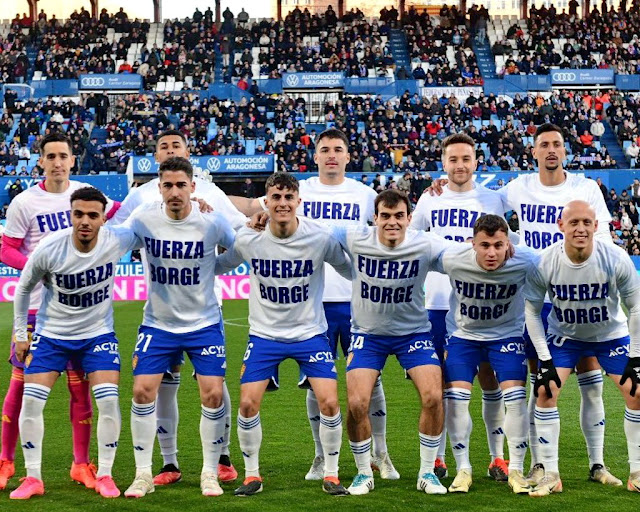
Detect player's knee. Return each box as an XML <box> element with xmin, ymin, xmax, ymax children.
<box><xmin>420</xmin><ymin>389</ymin><xmax>442</xmax><ymax>411</ymax></box>
<box><xmin>347</xmin><ymin>395</ymin><xmax>370</xmax><ymax>421</ymax></box>
<box><xmin>238</xmin><ymin>397</ymin><xmax>260</xmax><ymax>418</ymax></box>
<box><xmin>200</xmin><ymin>388</ymin><xmax>223</xmax><ymax>409</ymax></box>
<box><xmin>318</xmin><ymin>396</ymin><xmax>340</xmax><ymax>417</ymax></box>
<box><xmin>132</xmin><ymin>384</ymin><xmax>158</xmax><ymax>404</ymax></box>
<box><xmin>535</xmin><ymin>387</ymin><xmax>557</xmax><ymax>406</ymax></box>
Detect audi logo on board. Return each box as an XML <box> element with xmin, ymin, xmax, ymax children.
<box><xmin>80</xmin><ymin>77</ymin><xmax>106</xmax><ymax>87</ymax></box>
<box><xmin>551</xmin><ymin>72</ymin><xmax>577</xmax><ymax>82</ymax></box>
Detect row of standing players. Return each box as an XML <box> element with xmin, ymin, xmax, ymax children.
<box><xmin>2</xmin><ymin>126</ymin><xmax>640</xmax><ymax>499</ymax></box>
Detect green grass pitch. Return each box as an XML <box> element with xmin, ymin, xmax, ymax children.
<box><xmin>0</xmin><ymin>300</ymin><xmax>636</xmax><ymax>511</ymax></box>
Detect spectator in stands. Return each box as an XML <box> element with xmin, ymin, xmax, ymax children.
<box><xmin>8</xmin><ymin>178</ymin><xmax>23</xmax><ymax>202</ymax></box>
<box><xmin>241</xmin><ymin>177</ymin><xmax>256</xmax><ymax>198</ymax></box>
<box><xmin>627</xmin><ymin>141</ymin><xmax>640</xmax><ymax>162</ymax></box>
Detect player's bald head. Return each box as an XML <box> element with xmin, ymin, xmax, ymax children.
<box><xmin>560</xmin><ymin>200</ymin><xmax>596</xmax><ymax>222</ymax></box>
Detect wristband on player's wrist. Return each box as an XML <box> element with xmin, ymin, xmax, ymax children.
<box><xmin>258</xmin><ymin>196</ymin><xmax>268</xmax><ymax>211</ymax></box>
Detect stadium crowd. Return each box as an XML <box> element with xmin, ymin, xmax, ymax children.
<box><xmin>498</xmin><ymin>2</ymin><xmax>640</xmax><ymax>75</ymax></box>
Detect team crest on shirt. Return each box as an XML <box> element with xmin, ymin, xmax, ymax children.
<box><xmin>346</xmin><ymin>352</ymin><xmax>354</xmax><ymax>367</ymax></box>
<box><xmin>132</xmin><ymin>355</ymin><xmax>138</xmax><ymax>370</ymax></box>
<box><xmin>25</xmin><ymin>354</ymin><xmax>33</xmax><ymax>368</ymax></box>
<box><xmin>240</xmin><ymin>364</ymin><xmax>246</xmax><ymax>378</ymax></box>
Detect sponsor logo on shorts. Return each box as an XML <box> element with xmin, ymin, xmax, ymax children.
<box><xmin>239</xmin><ymin>363</ymin><xmax>246</xmax><ymax>378</ymax></box>
<box><xmin>200</xmin><ymin>345</ymin><xmax>226</xmax><ymax>357</ymax></box>
<box><xmin>93</xmin><ymin>341</ymin><xmax>119</xmax><ymax>354</ymax></box>
<box><xmin>346</xmin><ymin>352</ymin><xmax>354</xmax><ymax>367</ymax></box>
<box><xmin>25</xmin><ymin>353</ymin><xmax>33</xmax><ymax>368</ymax></box>
<box><xmin>499</xmin><ymin>342</ymin><xmax>525</xmax><ymax>354</ymax></box>
<box><xmin>407</xmin><ymin>339</ymin><xmax>434</xmax><ymax>353</ymax></box>
<box><xmin>132</xmin><ymin>354</ymin><xmax>138</xmax><ymax>370</ymax></box>
<box><xmin>609</xmin><ymin>344</ymin><xmax>629</xmax><ymax>357</ymax></box>
<box><xmin>308</xmin><ymin>351</ymin><xmax>334</xmax><ymax>363</ymax></box>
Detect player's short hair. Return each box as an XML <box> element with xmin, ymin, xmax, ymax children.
<box><xmin>265</xmin><ymin>172</ymin><xmax>299</xmax><ymax>193</ymax></box>
<box><xmin>70</xmin><ymin>187</ymin><xmax>107</xmax><ymax>211</ymax></box>
<box><xmin>441</xmin><ymin>133</ymin><xmax>476</xmax><ymax>156</ymax></box>
<box><xmin>39</xmin><ymin>132</ymin><xmax>73</xmax><ymax>154</ymax></box>
<box><xmin>315</xmin><ymin>128</ymin><xmax>349</xmax><ymax>149</ymax></box>
<box><xmin>534</xmin><ymin>123</ymin><xmax>564</xmax><ymax>144</ymax></box>
<box><xmin>156</xmin><ymin>129</ymin><xmax>188</xmax><ymax>147</ymax></box>
<box><xmin>473</xmin><ymin>214</ymin><xmax>509</xmax><ymax>237</ymax></box>
<box><xmin>158</xmin><ymin>156</ymin><xmax>193</xmax><ymax>179</ymax></box>
<box><xmin>375</xmin><ymin>189</ymin><xmax>412</xmax><ymax>215</ymax></box>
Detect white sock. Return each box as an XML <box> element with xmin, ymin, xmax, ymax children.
<box><xmin>502</xmin><ymin>386</ymin><xmax>528</xmax><ymax>472</ymax></box>
<box><xmin>156</xmin><ymin>372</ymin><xmax>180</xmax><ymax>467</ymax></box>
<box><xmin>578</xmin><ymin>370</ymin><xmax>605</xmax><ymax>467</ymax></box>
<box><xmin>131</xmin><ymin>400</ymin><xmax>156</xmax><ymax>477</ymax></box>
<box><xmin>624</xmin><ymin>408</ymin><xmax>640</xmax><ymax>473</ymax></box>
<box><xmin>319</xmin><ymin>412</ymin><xmax>342</xmax><ymax>478</ymax></box>
<box><xmin>419</xmin><ymin>432</ymin><xmax>440</xmax><ymax>475</ymax></box>
<box><xmin>445</xmin><ymin>387</ymin><xmax>472</xmax><ymax>471</ymax></box>
<box><xmin>20</xmin><ymin>384</ymin><xmax>50</xmax><ymax>480</ymax></box>
<box><xmin>222</xmin><ymin>381</ymin><xmax>232</xmax><ymax>457</ymax></box>
<box><xmin>93</xmin><ymin>384</ymin><xmax>120</xmax><ymax>478</ymax></box>
<box><xmin>237</xmin><ymin>413</ymin><xmax>262</xmax><ymax>478</ymax></box>
<box><xmin>528</xmin><ymin>373</ymin><xmax>540</xmax><ymax>467</ymax></box>
<box><xmin>437</xmin><ymin>397</ymin><xmax>448</xmax><ymax>462</ymax></box>
<box><xmin>306</xmin><ymin>389</ymin><xmax>323</xmax><ymax>458</ymax></box>
<box><xmin>201</xmin><ymin>404</ymin><xmax>225</xmax><ymax>474</ymax></box>
<box><xmin>349</xmin><ymin>438</ymin><xmax>373</xmax><ymax>476</ymax></box>
<box><xmin>370</xmin><ymin>376</ymin><xmax>388</xmax><ymax>457</ymax></box>
<box><xmin>534</xmin><ymin>406</ymin><xmax>560</xmax><ymax>473</ymax></box>
<box><xmin>482</xmin><ymin>387</ymin><xmax>505</xmax><ymax>462</ymax></box>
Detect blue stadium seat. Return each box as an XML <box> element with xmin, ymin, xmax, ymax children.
<box><xmin>245</xmin><ymin>139</ymin><xmax>256</xmax><ymax>155</ymax></box>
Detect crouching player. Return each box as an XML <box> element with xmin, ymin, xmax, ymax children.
<box><xmin>334</xmin><ymin>190</ymin><xmax>451</xmax><ymax>496</ymax></box>
<box><xmin>10</xmin><ymin>187</ymin><xmax>139</xmax><ymax>499</ymax></box>
<box><xmin>215</xmin><ymin>173</ymin><xmax>352</xmax><ymax>496</ymax></box>
<box><xmin>438</xmin><ymin>214</ymin><xmax>537</xmax><ymax>494</ymax></box>
<box><xmin>525</xmin><ymin>200</ymin><xmax>640</xmax><ymax>496</ymax></box>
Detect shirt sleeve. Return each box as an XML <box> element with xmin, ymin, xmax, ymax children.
<box><xmin>3</xmin><ymin>197</ymin><xmax>30</xmax><ymax>238</ymax></box>
<box><xmin>323</xmin><ymin>232</ymin><xmax>352</xmax><ymax>281</ymax></box>
<box><xmin>616</xmin><ymin>250</ymin><xmax>640</xmax><ymax>299</ymax></box>
<box><xmin>109</xmin><ymin>186</ymin><xmax>142</xmax><ymax>226</ymax></box>
<box><xmin>0</xmin><ymin>235</ymin><xmax>28</xmax><ymax>269</ymax></box>
<box><xmin>14</xmin><ymin>246</ymin><xmax>49</xmax><ymax>341</ymax></box>
<box><xmin>214</xmin><ymin>236</ymin><xmax>245</xmax><ymax>275</ymax></box>
<box><xmin>409</xmin><ymin>194</ymin><xmax>431</xmax><ymax>231</ymax></box>
<box><xmin>215</xmin><ymin>213</ymin><xmax>236</xmax><ymax>250</ymax></box>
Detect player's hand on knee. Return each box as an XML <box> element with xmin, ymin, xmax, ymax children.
<box><xmin>534</xmin><ymin>359</ymin><xmax>561</xmax><ymax>398</ymax></box>
<box><xmin>427</xmin><ymin>178</ymin><xmax>448</xmax><ymax>196</ymax></box>
<box><xmin>192</xmin><ymin>197</ymin><xmax>214</xmax><ymax>213</ymax></box>
<box><xmin>247</xmin><ymin>211</ymin><xmax>269</xmax><ymax>231</ymax></box>
<box><xmin>620</xmin><ymin>357</ymin><xmax>640</xmax><ymax>397</ymax></box>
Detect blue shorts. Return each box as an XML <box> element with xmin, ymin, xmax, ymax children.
<box><xmin>524</xmin><ymin>303</ymin><xmax>552</xmax><ymax>359</ymax></box>
<box><xmin>133</xmin><ymin>323</ymin><xmax>226</xmax><ymax>377</ymax></box>
<box><xmin>324</xmin><ymin>302</ymin><xmax>351</xmax><ymax>359</ymax></box>
<box><xmin>444</xmin><ymin>336</ymin><xmax>527</xmax><ymax>384</ymax></box>
<box><xmin>546</xmin><ymin>334</ymin><xmax>630</xmax><ymax>376</ymax></box>
<box><xmin>347</xmin><ymin>331</ymin><xmax>440</xmax><ymax>372</ymax></box>
<box><xmin>25</xmin><ymin>332</ymin><xmax>121</xmax><ymax>375</ymax></box>
<box><xmin>428</xmin><ymin>309</ymin><xmax>448</xmax><ymax>362</ymax></box>
<box><xmin>240</xmin><ymin>334</ymin><xmax>337</xmax><ymax>384</ymax></box>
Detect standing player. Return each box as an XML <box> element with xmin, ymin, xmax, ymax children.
<box><xmin>0</xmin><ymin>132</ymin><xmax>120</xmax><ymax>491</ymax></box>
<box><xmin>429</xmin><ymin>123</ymin><xmax>618</xmax><ymax>485</ymax></box>
<box><xmin>499</xmin><ymin>124</ymin><xmax>618</xmax><ymax>486</ymax></box>
<box><xmin>251</xmin><ymin>128</ymin><xmax>397</xmax><ymax>481</ymax></box>
<box><xmin>112</xmin><ymin>130</ymin><xmax>245</xmax><ymax>485</ymax></box>
<box><xmin>123</xmin><ymin>157</ymin><xmax>235</xmax><ymax>498</ymax></box>
<box><xmin>525</xmin><ymin>200</ymin><xmax>640</xmax><ymax>496</ymax></box>
<box><xmin>10</xmin><ymin>187</ymin><xmax>139</xmax><ymax>499</ymax></box>
<box><xmin>438</xmin><ymin>215</ymin><xmax>537</xmax><ymax>494</ymax></box>
<box><xmin>215</xmin><ymin>173</ymin><xmax>351</xmax><ymax>496</ymax></box>
<box><xmin>411</xmin><ymin>133</ymin><xmax>510</xmax><ymax>481</ymax></box>
<box><xmin>334</xmin><ymin>190</ymin><xmax>450</xmax><ymax>496</ymax></box>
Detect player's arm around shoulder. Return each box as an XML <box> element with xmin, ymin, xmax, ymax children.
<box><xmin>214</xmin><ymin>226</ymin><xmax>250</xmax><ymax>275</ymax></box>
<box><xmin>436</xmin><ymin>241</ymin><xmax>469</xmax><ymax>274</ymax></box>
<box><xmin>321</xmin><ymin>223</ymin><xmax>353</xmax><ymax>280</ymax></box>
<box><xmin>205</xmin><ymin>210</ymin><xmax>236</xmax><ymax>250</ymax></box>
